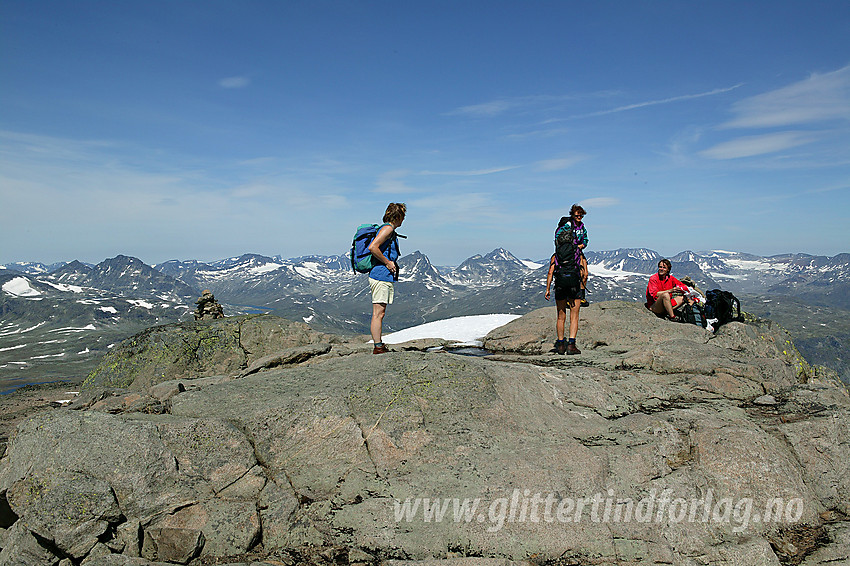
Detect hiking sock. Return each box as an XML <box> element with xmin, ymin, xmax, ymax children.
<box><xmin>374</xmin><ymin>342</ymin><xmax>384</xmax><ymax>348</ymax></box>
<box><xmin>568</xmin><ymin>338</ymin><xmax>576</xmax><ymax>345</ymax></box>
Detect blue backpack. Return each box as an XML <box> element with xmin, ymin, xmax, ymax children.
<box><xmin>350</xmin><ymin>223</ymin><xmax>406</xmax><ymax>273</ymax></box>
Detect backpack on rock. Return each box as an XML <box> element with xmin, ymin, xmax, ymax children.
<box><xmin>704</xmin><ymin>289</ymin><xmax>744</xmax><ymax>330</ymax></box>
<box><xmin>677</xmin><ymin>303</ymin><xmax>707</xmax><ymax>328</ymax></box>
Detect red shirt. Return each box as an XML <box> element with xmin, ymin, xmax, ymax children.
<box><xmin>645</xmin><ymin>273</ymin><xmax>688</xmax><ymax>308</ymax></box>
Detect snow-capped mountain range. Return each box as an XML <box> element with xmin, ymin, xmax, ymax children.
<box><xmin>3</xmin><ymin>247</ymin><xmax>850</xmax><ymax>390</ymax></box>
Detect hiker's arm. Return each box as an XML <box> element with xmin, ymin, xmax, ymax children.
<box><xmin>646</xmin><ymin>277</ymin><xmax>660</xmax><ymax>300</ymax></box>
<box><xmin>545</xmin><ymin>256</ymin><xmax>555</xmax><ymax>300</ymax></box>
<box><xmin>368</xmin><ymin>225</ymin><xmax>397</xmax><ymax>274</ymax></box>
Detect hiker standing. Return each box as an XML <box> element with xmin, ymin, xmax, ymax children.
<box><xmin>645</xmin><ymin>259</ymin><xmax>690</xmax><ymax>321</ymax></box>
<box><xmin>569</xmin><ymin>204</ymin><xmax>590</xmax><ymax>306</ymax></box>
<box><xmin>544</xmin><ymin>215</ymin><xmax>583</xmax><ymax>355</ymax></box>
<box><xmin>368</xmin><ymin>203</ymin><xmax>406</xmax><ymax>354</ymax></box>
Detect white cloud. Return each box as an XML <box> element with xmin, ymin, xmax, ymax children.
<box><xmin>219</xmin><ymin>76</ymin><xmax>250</xmax><ymax>89</ymax></box>
<box><xmin>450</xmin><ymin>100</ymin><xmax>513</xmax><ymax>117</ymax></box>
<box><xmin>573</xmin><ymin>85</ymin><xmax>743</xmax><ymax>119</ymax></box>
<box><xmin>699</xmin><ymin>131</ymin><xmax>818</xmax><ymax>160</ymax></box>
<box><xmin>721</xmin><ymin>65</ymin><xmax>850</xmax><ymax>129</ymax></box>
<box><xmin>410</xmin><ymin>192</ymin><xmax>507</xmax><ymax>225</ymax></box>
<box><xmin>503</xmin><ymin>127</ymin><xmax>572</xmax><ymax>140</ymax></box>
<box><xmin>449</xmin><ymin>92</ymin><xmax>624</xmax><ymax>119</ymax></box>
<box><xmin>374</xmin><ymin>170</ymin><xmax>418</xmax><ymax>194</ymax></box>
<box><xmin>533</xmin><ymin>154</ymin><xmax>589</xmax><ymax>171</ymax></box>
<box><xmin>0</xmin><ymin>130</ymin><xmax>353</xmax><ymax>262</ymax></box>
<box><xmin>419</xmin><ymin>166</ymin><xmax>520</xmax><ymax>176</ymax></box>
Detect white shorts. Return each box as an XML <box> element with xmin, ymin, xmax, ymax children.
<box><xmin>369</xmin><ymin>278</ymin><xmax>394</xmax><ymax>304</ymax></box>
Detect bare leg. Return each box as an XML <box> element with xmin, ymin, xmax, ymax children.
<box><xmin>650</xmin><ymin>293</ymin><xmax>676</xmax><ymax>318</ymax></box>
<box><xmin>371</xmin><ymin>302</ymin><xmax>387</xmax><ymax>343</ymax></box>
<box><xmin>580</xmin><ymin>255</ymin><xmax>588</xmax><ymax>290</ymax></box>
<box><xmin>556</xmin><ymin>299</ymin><xmax>568</xmax><ymax>341</ymax></box>
<box><xmin>569</xmin><ymin>298</ymin><xmax>581</xmax><ymax>339</ymax></box>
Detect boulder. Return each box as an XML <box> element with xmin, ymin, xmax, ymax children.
<box><xmin>5</xmin><ymin>471</ymin><xmax>121</xmax><ymax>559</ymax></box>
<box><xmin>1</xmin><ymin>303</ymin><xmax>848</xmax><ymax>565</ymax></box>
<box><xmin>83</xmin><ymin>314</ymin><xmax>340</xmax><ymax>390</ymax></box>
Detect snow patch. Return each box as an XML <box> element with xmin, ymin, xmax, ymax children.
<box><xmin>30</xmin><ymin>352</ymin><xmax>66</xmax><ymax>359</ymax></box>
<box><xmin>723</xmin><ymin>259</ymin><xmax>773</xmax><ymax>271</ymax></box>
<box><xmin>2</xmin><ymin>277</ymin><xmax>41</xmax><ymax>297</ymax></box>
<box><xmin>43</xmin><ymin>280</ymin><xmax>84</xmax><ymax>293</ymax></box>
<box><xmin>382</xmin><ymin>314</ymin><xmax>522</xmax><ymax>346</ymax></box>
<box><xmin>0</xmin><ymin>322</ymin><xmax>47</xmax><ymax>337</ymax></box>
<box><xmin>520</xmin><ymin>260</ymin><xmax>543</xmax><ymax>270</ymax></box>
<box><xmin>587</xmin><ymin>263</ymin><xmax>645</xmax><ymax>279</ymax></box>
<box><xmin>709</xmin><ymin>272</ymin><xmax>745</xmax><ymax>280</ymax></box>
<box><xmin>99</xmin><ymin>306</ymin><xmax>119</xmax><ymax>314</ymax></box>
<box><xmin>50</xmin><ymin>324</ymin><xmax>96</xmax><ymax>333</ymax></box>
<box><xmin>127</xmin><ymin>299</ymin><xmax>154</xmax><ymax>309</ymax></box>
<box><xmin>250</xmin><ymin>262</ymin><xmax>284</xmax><ymax>275</ymax></box>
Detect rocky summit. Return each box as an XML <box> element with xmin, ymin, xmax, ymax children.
<box><xmin>1</xmin><ymin>303</ymin><xmax>848</xmax><ymax>566</ymax></box>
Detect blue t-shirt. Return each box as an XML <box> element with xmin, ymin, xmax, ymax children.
<box><xmin>369</xmin><ymin>225</ymin><xmax>400</xmax><ymax>282</ymax></box>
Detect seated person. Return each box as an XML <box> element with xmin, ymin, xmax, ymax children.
<box><xmin>645</xmin><ymin>259</ymin><xmax>690</xmax><ymax>321</ymax></box>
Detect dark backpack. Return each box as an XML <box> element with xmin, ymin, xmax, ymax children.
<box><xmin>704</xmin><ymin>289</ymin><xmax>743</xmax><ymax>330</ymax></box>
<box><xmin>678</xmin><ymin>303</ymin><xmax>707</xmax><ymax>328</ymax></box>
<box><xmin>553</xmin><ymin>224</ymin><xmax>580</xmax><ymax>287</ymax></box>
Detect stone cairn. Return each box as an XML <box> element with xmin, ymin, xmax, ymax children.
<box><xmin>194</xmin><ymin>289</ymin><xmax>224</xmax><ymax>320</ymax></box>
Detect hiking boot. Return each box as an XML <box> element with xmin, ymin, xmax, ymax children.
<box><xmin>566</xmin><ymin>343</ymin><xmax>581</xmax><ymax>355</ymax></box>
<box><xmin>372</xmin><ymin>344</ymin><xmax>389</xmax><ymax>354</ymax></box>
<box><xmin>667</xmin><ymin>315</ymin><xmax>681</xmax><ymax>323</ymax></box>
<box><xmin>580</xmin><ymin>298</ymin><xmax>590</xmax><ymax>307</ymax></box>
<box><xmin>555</xmin><ymin>340</ymin><xmax>567</xmax><ymax>355</ymax></box>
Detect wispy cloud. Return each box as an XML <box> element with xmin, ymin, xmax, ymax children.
<box><xmin>806</xmin><ymin>181</ymin><xmax>850</xmax><ymax>195</ymax></box>
<box><xmin>503</xmin><ymin>127</ymin><xmax>572</xmax><ymax>140</ymax></box>
<box><xmin>450</xmin><ymin>100</ymin><xmax>514</xmax><ymax>117</ymax></box>
<box><xmin>533</xmin><ymin>154</ymin><xmax>589</xmax><ymax>172</ymax></box>
<box><xmin>419</xmin><ymin>166</ymin><xmax>520</xmax><ymax>176</ymax></box>
<box><xmin>721</xmin><ymin>65</ymin><xmax>850</xmax><ymax>129</ymax></box>
<box><xmin>374</xmin><ymin>170</ymin><xmax>418</xmax><ymax>194</ymax></box>
<box><xmin>219</xmin><ymin>76</ymin><xmax>251</xmax><ymax>89</ymax></box>
<box><xmin>446</xmin><ymin>93</ymin><xmax>605</xmax><ymax>118</ymax></box>
<box><xmin>0</xmin><ymin>130</ymin><xmax>352</xmax><ymax>262</ymax></box>
<box><xmin>572</xmin><ymin>85</ymin><xmax>743</xmax><ymax>119</ymax></box>
<box><xmin>411</xmin><ymin>192</ymin><xmax>507</xmax><ymax>225</ymax></box>
<box><xmin>699</xmin><ymin>131</ymin><xmax>819</xmax><ymax>160</ymax></box>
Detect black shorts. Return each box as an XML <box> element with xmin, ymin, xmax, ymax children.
<box><xmin>555</xmin><ymin>282</ymin><xmax>581</xmax><ymax>302</ymax></box>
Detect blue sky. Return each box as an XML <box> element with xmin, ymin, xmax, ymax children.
<box><xmin>2</xmin><ymin>1</ymin><xmax>849</xmax><ymax>266</ymax></box>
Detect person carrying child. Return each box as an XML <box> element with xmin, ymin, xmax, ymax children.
<box><xmin>568</xmin><ymin>204</ymin><xmax>590</xmax><ymax>306</ymax></box>
<box><xmin>544</xmin><ymin>214</ymin><xmax>584</xmax><ymax>354</ymax></box>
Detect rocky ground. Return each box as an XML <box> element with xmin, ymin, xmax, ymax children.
<box><xmin>0</xmin><ymin>382</ymin><xmax>79</xmax><ymax>460</ymax></box>
<box><xmin>1</xmin><ymin>306</ymin><xmax>848</xmax><ymax>566</ymax></box>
